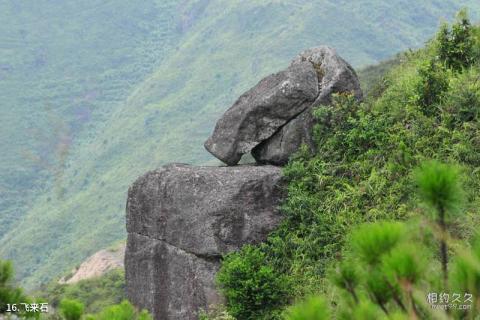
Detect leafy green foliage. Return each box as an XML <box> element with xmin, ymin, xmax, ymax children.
<box><xmin>350</xmin><ymin>222</ymin><xmax>406</xmax><ymax>266</ymax></box>
<box><xmin>0</xmin><ymin>259</ymin><xmax>39</xmax><ymax>318</ymax></box>
<box><xmin>450</xmin><ymin>236</ymin><xmax>480</xmax><ymax>311</ymax></box>
<box><xmin>382</xmin><ymin>243</ymin><xmax>427</xmax><ymax>285</ymax></box>
<box><xmin>216</xmin><ymin>246</ymin><xmax>289</xmax><ymax>320</ymax></box>
<box><xmin>437</xmin><ymin>9</ymin><xmax>477</xmax><ymax>71</ymax></box>
<box><xmin>416</xmin><ymin>160</ymin><xmax>463</xmax><ymax>214</ymax></box>
<box><xmin>416</xmin><ymin>161</ymin><xmax>464</xmax><ymax>283</ymax></box>
<box><xmin>414</xmin><ymin>60</ymin><xmax>449</xmax><ymax>113</ymax></box>
<box><xmin>59</xmin><ymin>299</ymin><xmax>84</xmax><ymax>320</ymax></box>
<box><xmin>92</xmin><ymin>300</ymin><xmax>149</xmax><ymax>320</ymax></box>
<box><xmin>284</xmin><ymin>296</ymin><xmax>330</xmax><ymax>320</ymax></box>
<box><xmin>442</xmin><ymin>67</ymin><xmax>480</xmax><ymax>125</ymax></box>
<box><xmin>218</xmin><ymin>14</ymin><xmax>480</xmax><ymax>317</ymax></box>
<box><xmin>38</xmin><ymin>268</ymin><xmax>125</xmax><ymax>314</ymax></box>
<box><xmin>0</xmin><ymin>260</ymin><xmax>22</xmax><ymax>314</ymax></box>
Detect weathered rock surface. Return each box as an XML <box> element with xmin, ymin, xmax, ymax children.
<box><xmin>125</xmin><ymin>163</ymin><xmax>285</xmax><ymax>320</ymax></box>
<box><xmin>204</xmin><ymin>61</ymin><xmax>319</xmax><ymax>165</ymax></box>
<box><xmin>292</xmin><ymin>46</ymin><xmax>363</xmax><ymax>105</ymax></box>
<box><xmin>205</xmin><ymin>45</ymin><xmax>362</xmax><ymax>166</ymax></box>
<box><xmin>252</xmin><ymin>108</ymin><xmax>317</xmax><ymax>165</ymax></box>
<box><xmin>252</xmin><ymin>46</ymin><xmax>363</xmax><ymax>165</ymax></box>
<box><xmin>126</xmin><ymin>233</ymin><xmax>220</xmax><ymax>320</ymax></box>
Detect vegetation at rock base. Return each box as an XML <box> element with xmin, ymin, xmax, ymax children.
<box><xmin>37</xmin><ymin>268</ymin><xmax>125</xmax><ymax>315</ymax></box>
<box><xmin>86</xmin><ymin>300</ymin><xmax>152</xmax><ymax>320</ymax></box>
<box><xmin>216</xmin><ymin>246</ymin><xmax>290</xmax><ymax>319</ymax></box>
<box><xmin>216</xmin><ymin>12</ymin><xmax>480</xmax><ymax>319</ymax></box>
<box><xmin>0</xmin><ymin>260</ymin><xmax>149</xmax><ymax>319</ymax></box>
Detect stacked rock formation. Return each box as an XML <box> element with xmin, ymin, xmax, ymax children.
<box><xmin>125</xmin><ymin>46</ymin><xmax>362</xmax><ymax>320</ymax></box>
<box><xmin>205</xmin><ymin>46</ymin><xmax>362</xmax><ymax>165</ymax></box>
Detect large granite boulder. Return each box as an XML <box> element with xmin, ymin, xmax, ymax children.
<box><xmin>252</xmin><ymin>46</ymin><xmax>363</xmax><ymax>165</ymax></box>
<box><xmin>125</xmin><ymin>164</ymin><xmax>285</xmax><ymax>320</ymax></box>
<box><xmin>205</xmin><ymin>46</ymin><xmax>362</xmax><ymax>166</ymax></box>
<box><xmin>204</xmin><ymin>61</ymin><xmax>319</xmax><ymax>165</ymax></box>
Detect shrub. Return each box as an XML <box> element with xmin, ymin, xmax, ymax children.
<box><xmin>0</xmin><ymin>259</ymin><xmax>39</xmax><ymax>318</ymax></box>
<box><xmin>216</xmin><ymin>245</ymin><xmax>289</xmax><ymax>320</ymax></box>
<box><xmin>284</xmin><ymin>296</ymin><xmax>330</xmax><ymax>320</ymax></box>
<box><xmin>89</xmin><ymin>300</ymin><xmax>152</xmax><ymax>320</ymax></box>
<box><xmin>414</xmin><ymin>60</ymin><xmax>449</xmax><ymax>113</ymax></box>
<box><xmin>442</xmin><ymin>68</ymin><xmax>480</xmax><ymax>126</ymax></box>
<box><xmin>349</xmin><ymin>221</ymin><xmax>405</xmax><ymax>266</ymax></box>
<box><xmin>436</xmin><ymin>9</ymin><xmax>476</xmax><ymax>71</ymax></box>
<box><xmin>59</xmin><ymin>299</ymin><xmax>84</xmax><ymax>320</ymax></box>
<box><xmin>416</xmin><ymin>160</ymin><xmax>463</xmax><ymax>214</ymax></box>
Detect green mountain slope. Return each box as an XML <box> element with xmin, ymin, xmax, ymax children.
<box><xmin>1</xmin><ymin>0</ymin><xmax>480</xmax><ymax>289</ymax></box>
<box><xmin>0</xmin><ymin>0</ymin><xmax>185</xmax><ymax>236</ymax></box>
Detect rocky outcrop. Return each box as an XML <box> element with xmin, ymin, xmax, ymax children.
<box><xmin>204</xmin><ymin>62</ymin><xmax>318</xmax><ymax>165</ymax></box>
<box><xmin>125</xmin><ymin>164</ymin><xmax>285</xmax><ymax>320</ymax></box>
<box><xmin>126</xmin><ymin>46</ymin><xmax>362</xmax><ymax>320</ymax></box>
<box><xmin>206</xmin><ymin>46</ymin><xmax>362</xmax><ymax>166</ymax></box>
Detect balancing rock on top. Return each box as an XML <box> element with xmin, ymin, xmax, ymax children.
<box><xmin>252</xmin><ymin>46</ymin><xmax>363</xmax><ymax>165</ymax></box>
<box><xmin>205</xmin><ymin>46</ymin><xmax>362</xmax><ymax>166</ymax></box>
<box><xmin>204</xmin><ymin>61</ymin><xmax>319</xmax><ymax>165</ymax></box>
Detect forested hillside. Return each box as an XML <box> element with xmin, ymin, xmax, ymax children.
<box><xmin>1</xmin><ymin>0</ymin><xmax>480</xmax><ymax>289</ymax></box>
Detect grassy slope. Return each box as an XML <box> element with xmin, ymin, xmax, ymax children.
<box><xmin>1</xmin><ymin>0</ymin><xmax>479</xmax><ymax>289</ymax></box>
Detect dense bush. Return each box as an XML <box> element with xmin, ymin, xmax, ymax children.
<box><xmin>59</xmin><ymin>299</ymin><xmax>84</xmax><ymax>320</ymax></box>
<box><xmin>217</xmin><ymin>13</ymin><xmax>480</xmax><ymax>318</ymax></box>
<box><xmin>217</xmin><ymin>246</ymin><xmax>289</xmax><ymax>320</ymax></box>
<box><xmin>284</xmin><ymin>296</ymin><xmax>330</xmax><ymax>320</ymax></box>
<box><xmin>437</xmin><ymin>10</ymin><xmax>477</xmax><ymax>71</ymax></box>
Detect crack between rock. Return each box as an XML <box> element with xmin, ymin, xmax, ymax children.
<box><xmin>256</xmin><ymin>64</ymin><xmax>324</xmax><ymax>149</ymax></box>
<box><xmin>129</xmin><ymin>231</ymin><xmax>222</xmax><ymax>262</ymax></box>
<box><xmin>258</xmin><ymin>98</ymin><xmax>315</xmax><ymax>150</ymax></box>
